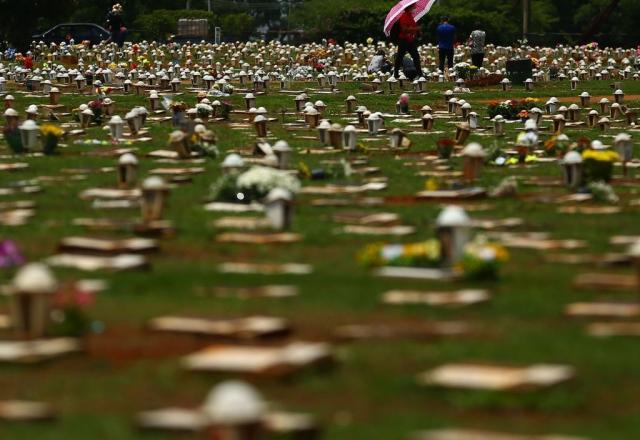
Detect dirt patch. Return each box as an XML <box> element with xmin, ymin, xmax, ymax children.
<box><xmin>86</xmin><ymin>325</ymin><xmax>208</xmax><ymax>365</ymax></box>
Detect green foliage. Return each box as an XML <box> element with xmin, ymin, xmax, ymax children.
<box><xmin>290</xmin><ymin>0</ymin><xmax>388</xmax><ymax>41</ymax></box>
<box><xmin>134</xmin><ymin>9</ymin><xmax>216</xmax><ymax>41</ymax></box>
<box><xmin>291</xmin><ymin>0</ymin><xmax>640</xmax><ymax>46</ymax></box>
<box><xmin>2</xmin><ymin>0</ymin><xmax>639</xmax><ymax>48</ymax></box>
<box><xmin>131</xmin><ymin>9</ymin><xmax>254</xmax><ymax>42</ymax></box>
<box><xmin>220</xmin><ymin>13</ymin><xmax>256</xmax><ymax>42</ymax></box>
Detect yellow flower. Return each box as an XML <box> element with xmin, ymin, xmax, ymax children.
<box><xmin>489</xmin><ymin>244</ymin><xmax>509</xmax><ymax>262</ymax></box>
<box><xmin>357</xmin><ymin>243</ymin><xmax>385</xmax><ymax>267</ymax></box>
<box><xmin>582</xmin><ymin>149</ymin><xmax>620</xmax><ymax>162</ymax></box>
<box><xmin>40</xmin><ymin>124</ymin><xmax>64</xmax><ymax>138</ymax></box>
<box><xmin>403</xmin><ymin>243</ymin><xmax>425</xmax><ymax>258</ymax></box>
<box><xmin>298</xmin><ymin>161</ymin><xmax>311</xmax><ymax>179</ymax></box>
<box><xmin>425</xmin><ymin>178</ymin><xmax>440</xmax><ymax>191</ymax></box>
<box><xmin>506</xmin><ymin>157</ymin><xmax>519</xmax><ymax>165</ymax></box>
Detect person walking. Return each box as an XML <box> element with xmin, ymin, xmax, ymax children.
<box><xmin>437</xmin><ymin>16</ymin><xmax>456</xmax><ymax>73</ymax></box>
<box><xmin>106</xmin><ymin>4</ymin><xmax>126</xmax><ymax>48</ymax></box>
<box><xmin>392</xmin><ymin>4</ymin><xmax>423</xmax><ymax>79</ymax></box>
<box><xmin>468</xmin><ymin>23</ymin><xmax>486</xmax><ymax>68</ymax></box>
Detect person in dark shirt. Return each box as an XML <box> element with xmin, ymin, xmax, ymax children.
<box><xmin>392</xmin><ymin>4</ymin><xmax>423</xmax><ymax>79</ymax></box>
<box><xmin>437</xmin><ymin>16</ymin><xmax>456</xmax><ymax>73</ymax></box>
<box><xmin>106</xmin><ymin>4</ymin><xmax>126</xmax><ymax>48</ymax></box>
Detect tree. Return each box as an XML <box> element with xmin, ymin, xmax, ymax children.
<box><xmin>0</xmin><ymin>0</ymin><xmax>76</xmax><ymax>49</ymax></box>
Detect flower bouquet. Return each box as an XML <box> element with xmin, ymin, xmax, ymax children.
<box><xmin>192</xmin><ymin>131</ymin><xmax>219</xmax><ymax>158</ymax></box>
<box><xmin>358</xmin><ymin>240</ymin><xmax>442</xmax><ymax>268</ymax></box>
<box><xmin>358</xmin><ymin>236</ymin><xmax>508</xmax><ymax>280</ymax></box>
<box><xmin>209</xmin><ymin>166</ymin><xmax>301</xmax><ymax>203</ymax></box>
<box><xmin>582</xmin><ymin>149</ymin><xmax>620</xmax><ymax>183</ymax></box>
<box><xmin>0</xmin><ymin>240</ymin><xmax>25</xmax><ymax>268</ymax></box>
<box><xmin>49</xmin><ymin>285</ymin><xmax>95</xmax><ymax>337</ymax></box>
<box><xmin>297</xmin><ymin>159</ymin><xmax>354</xmax><ymax>181</ymax></box>
<box><xmin>543</xmin><ymin>135</ymin><xmax>570</xmax><ymax>158</ymax></box>
<box><xmin>436</xmin><ymin>138</ymin><xmax>455</xmax><ymax>159</ymax></box>
<box><xmin>459</xmin><ymin>235</ymin><xmax>509</xmax><ymax>281</ymax></box>
<box><xmin>518</xmin><ymin>109</ymin><xmax>529</xmax><ymax>122</ymax></box>
<box><xmin>40</xmin><ymin>124</ymin><xmax>64</xmax><ymax>155</ymax></box>
<box><xmin>196</xmin><ymin>103</ymin><xmax>213</xmax><ymax>120</ymax></box>
<box><xmin>588</xmin><ymin>181</ymin><xmax>619</xmax><ymax>204</ymax></box>
<box><xmin>487</xmin><ymin>98</ymin><xmax>538</xmax><ymax>120</ymax></box>
<box><xmin>454</xmin><ymin>62</ymin><xmax>477</xmax><ymax>80</ymax></box>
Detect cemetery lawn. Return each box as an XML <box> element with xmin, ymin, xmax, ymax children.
<box><xmin>2</xmin><ymin>80</ymin><xmax>640</xmax><ymax>439</ymax></box>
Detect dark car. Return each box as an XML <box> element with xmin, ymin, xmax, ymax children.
<box><xmin>32</xmin><ymin>23</ymin><xmax>110</xmax><ymax>46</ymax></box>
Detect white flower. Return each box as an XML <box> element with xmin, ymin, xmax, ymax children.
<box><xmin>236</xmin><ymin>166</ymin><xmax>301</xmax><ymax>194</ymax></box>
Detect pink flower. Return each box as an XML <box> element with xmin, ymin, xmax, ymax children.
<box><xmin>74</xmin><ymin>290</ymin><xmax>95</xmax><ymax>308</ymax></box>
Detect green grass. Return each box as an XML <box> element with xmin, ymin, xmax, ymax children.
<box><xmin>1</xmin><ymin>78</ymin><xmax>640</xmax><ymax>439</ymax></box>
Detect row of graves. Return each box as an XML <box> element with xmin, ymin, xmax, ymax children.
<box><xmin>0</xmin><ymin>38</ymin><xmax>639</xmax><ymax>438</ymax></box>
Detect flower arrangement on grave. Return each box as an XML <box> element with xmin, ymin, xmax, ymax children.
<box><xmin>544</xmin><ymin>135</ymin><xmax>570</xmax><ymax>157</ymax></box>
<box><xmin>357</xmin><ymin>235</ymin><xmax>508</xmax><ymax>280</ymax></box>
<box><xmin>209</xmin><ymin>166</ymin><xmax>301</xmax><ymax>203</ymax></box>
<box><xmin>505</xmin><ymin>155</ymin><xmax>537</xmax><ymax>166</ymax></box>
<box><xmin>191</xmin><ymin>131</ymin><xmax>219</xmax><ymax>158</ymax></box>
<box><xmin>459</xmin><ymin>235</ymin><xmax>509</xmax><ymax>280</ymax></box>
<box><xmin>40</xmin><ymin>124</ymin><xmax>64</xmax><ymax>155</ymax></box>
<box><xmin>196</xmin><ymin>103</ymin><xmax>213</xmax><ymax>119</ymax></box>
<box><xmin>424</xmin><ymin>177</ymin><xmax>441</xmax><ymax>191</ymax></box>
<box><xmin>516</xmin><ymin>131</ymin><xmax>538</xmax><ymax>163</ymax></box>
<box><xmin>588</xmin><ymin>181</ymin><xmax>619</xmax><ymax>204</ymax></box>
<box><xmin>454</xmin><ymin>62</ymin><xmax>478</xmax><ymax>80</ymax></box>
<box><xmin>3</xmin><ymin>47</ymin><xmax>16</xmax><ymax>60</ymax></box>
<box><xmin>49</xmin><ymin>284</ymin><xmax>95</xmax><ymax>337</ymax></box>
<box><xmin>436</xmin><ymin>138</ymin><xmax>455</xmax><ymax>159</ymax></box>
<box><xmin>22</xmin><ymin>54</ymin><xmax>33</xmax><ymax>70</ymax></box>
<box><xmin>213</xmin><ymin>82</ymin><xmax>234</xmax><ymax>95</ymax></box>
<box><xmin>487</xmin><ymin>98</ymin><xmax>538</xmax><ymax>120</ymax></box>
<box><xmin>0</xmin><ymin>240</ymin><xmax>25</xmax><ymax>268</ymax></box>
<box><xmin>518</xmin><ymin>109</ymin><xmax>529</xmax><ymax>121</ymax></box>
<box><xmin>358</xmin><ymin>240</ymin><xmax>442</xmax><ymax>268</ymax></box>
<box><xmin>297</xmin><ymin>159</ymin><xmax>354</xmax><ymax>181</ymax></box>
<box><xmin>582</xmin><ymin>148</ymin><xmax>619</xmax><ymax>183</ymax></box>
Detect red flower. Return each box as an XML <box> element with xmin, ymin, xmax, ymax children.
<box><xmin>53</xmin><ymin>285</ymin><xmax>95</xmax><ymax>309</ymax></box>
<box><xmin>23</xmin><ymin>56</ymin><xmax>33</xmax><ymax>70</ymax></box>
<box><xmin>437</xmin><ymin>138</ymin><xmax>455</xmax><ymax>147</ymax></box>
<box><xmin>89</xmin><ymin>100</ymin><xmax>103</xmax><ymax>109</ymax></box>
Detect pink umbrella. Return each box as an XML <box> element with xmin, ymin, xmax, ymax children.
<box><xmin>384</xmin><ymin>0</ymin><xmax>437</xmax><ymax>36</ymax></box>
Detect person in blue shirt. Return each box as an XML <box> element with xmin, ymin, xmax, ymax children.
<box><xmin>436</xmin><ymin>16</ymin><xmax>456</xmax><ymax>73</ymax></box>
